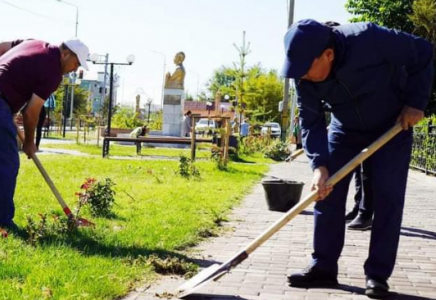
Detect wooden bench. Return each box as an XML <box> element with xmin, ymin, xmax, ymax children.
<box><xmin>102</xmin><ymin>136</ymin><xmax>213</xmax><ymax>159</ymax></box>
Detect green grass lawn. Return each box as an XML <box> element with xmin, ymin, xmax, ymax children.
<box><xmin>0</xmin><ymin>154</ymin><xmax>269</xmax><ymax>300</ymax></box>
<box><xmin>40</xmin><ymin>143</ymin><xmax>275</xmax><ymax>164</ymax></box>
<box><xmin>44</xmin><ymin>132</ymin><xmax>78</xmax><ymax>141</ymax></box>
<box><xmin>42</xmin><ymin>143</ymin><xmax>211</xmax><ymax>159</ymax></box>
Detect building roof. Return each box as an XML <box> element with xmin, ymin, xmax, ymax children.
<box><xmin>183</xmin><ymin>101</ymin><xmax>235</xmax><ymax>118</ymax></box>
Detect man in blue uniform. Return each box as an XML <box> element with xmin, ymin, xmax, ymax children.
<box><xmin>281</xmin><ymin>19</ymin><xmax>433</xmax><ymax>298</ymax></box>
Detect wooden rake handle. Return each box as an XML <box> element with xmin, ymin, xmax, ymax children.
<box><xmin>244</xmin><ymin>123</ymin><xmax>403</xmax><ymax>255</ymax></box>
<box><xmin>289</xmin><ymin>148</ymin><xmax>304</xmax><ymax>161</ymax></box>
<box><xmin>16</xmin><ymin>126</ymin><xmax>73</xmax><ymax>217</ymax></box>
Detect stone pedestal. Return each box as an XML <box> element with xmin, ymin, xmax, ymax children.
<box><xmin>162</xmin><ymin>88</ymin><xmax>184</xmax><ymax>136</ymax></box>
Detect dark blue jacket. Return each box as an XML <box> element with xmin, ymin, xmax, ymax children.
<box><xmin>296</xmin><ymin>22</ymin><xmax>434</xmax><ymax>170</ymax></box>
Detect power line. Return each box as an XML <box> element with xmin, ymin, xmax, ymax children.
<box><xmin>0</xmin><ymin>0</ymin><xmax>74</xmax><ymax>26</ymax></box>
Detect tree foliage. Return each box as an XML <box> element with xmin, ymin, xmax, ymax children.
<box><xmin>346</xmin><ymin>0</ymin><xmax>436</xmax><ymax>115</ymax></box>
<box><xmin>111</xmin><ymin>107</ymin><xmax>143</xmax><ymax>129</ymax></box>
<box><xmin>345</xmin><ymin>0</ymin><xmax>415</xmax><ymax>32</ymax></box>
<box><xmin>208</xmin><ymin>65</ymin><xmax>283</xmax><ymax>122</ymax></box>
<box><xmin>410</xmin><ymin>0</ymin><xmax>436</xmax><ymax>44</ymax></box>
<box><xmin>244</xmin><ymin>66</ymin><xmax>284</xmax><ymax>122</ymax></box>
<box><xmin>410</xmin><ymin>0</ymin><xmax>436</xmax><ymax>115</ymax></box>
<box><xmin>52</xmin><ymin>81</ymin><xmax>90</xmax><ymax>123</ymax></box>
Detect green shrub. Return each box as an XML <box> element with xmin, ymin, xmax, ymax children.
<box><xmin>76</xmin><ymin>178</ymin><xmax>116</xmax><ymax>217</ymax></box>
<box><xmin>177</xmin><ymin>155</ymin><xmax>200</xmax><ymax>179</ymax></box>
<box><xmin>25</xmin><ymin>214</ymin><xmax>77</xmax><ymax>246</ymax></box>
<box><xmin>239</xmin><ymin>135</ymin><xmax>269</xmax><ymax>155</ymax></box>
<box><xmin>264</xmin><ymin>140</ymin><xmax>291</xmax><ymax>161</ymax></box>
<box><xmin>111</xmin><ymin>108</ymin><xmax>143</xmax><ymax>129</ymax></box>
<box><xmin>411</xmin><ymin>115</ymin><xmax>436</xmax><ymax>172</ymax></box>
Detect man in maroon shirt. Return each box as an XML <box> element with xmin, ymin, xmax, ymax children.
<box><xmin>0</xmin><ymin>38</ymin><xmax>89</xmax><ymax>228</ymax></box>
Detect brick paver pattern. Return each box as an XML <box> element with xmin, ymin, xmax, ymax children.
<box><xmin>123</xmin><ymin>155</ymin><xmax>436</xmax><ymax>300</ymax></box>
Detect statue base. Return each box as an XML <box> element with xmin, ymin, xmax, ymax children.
<box><xmin>162</xmin><ymin>88</ymin><xmax>184</xmax><ymax>137</ymax></box>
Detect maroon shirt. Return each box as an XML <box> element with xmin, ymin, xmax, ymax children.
<box><xmin>0</xmin><ymin>39</ymin><xmax>62</xmax><ymax>113</ymax></box>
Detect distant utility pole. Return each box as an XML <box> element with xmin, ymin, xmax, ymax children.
<box><xmin>233</xmin><ymin>31</ymin><xmax>251</xmax><ymax>132</ymax></box>
<box><xmin>281</xmin><ymin>0</ymin><xmax>295</xmax><ymax>141</ymax></box>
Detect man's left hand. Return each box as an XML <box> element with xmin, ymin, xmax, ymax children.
<box><xmin>397</xmin><ymin>106</ymin><xmax>424</xmax><ymax>130</ymax></box>
<box><xmin>23</xmin><ymin>140</ymin><xmax>37</xmax><ymax>159</ymax></box>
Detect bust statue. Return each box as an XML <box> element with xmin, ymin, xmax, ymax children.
<box><xmin>165</xmin><ymin>52</ymin><xmax>186</xmax><ymax>89</ymax></box>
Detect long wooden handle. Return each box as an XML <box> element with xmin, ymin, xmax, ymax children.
<box><xmin>290</xmin><ymin>148</ymin><xmax>304</xmax><ymax>160</ymax></box>
<box><xmin>244</xmin><ymin>123</ymin><xmax>403</xmax><ymax>255</ymax></box>
<box><xmin>16</xmin><ymin>127</ymin><xmax>72</xmax><ymax>216</ymax></box>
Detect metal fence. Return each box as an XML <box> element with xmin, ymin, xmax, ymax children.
<box><xmin>411</xmin><ymin>123</ymin><xmax>436</xmax><ymax>175</ymax></box>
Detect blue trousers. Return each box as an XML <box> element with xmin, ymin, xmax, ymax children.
<box><xmin>353</xmin><ymin>163</ymin><xmax>374</xmax><ymax>218</ymax></box>
<box><xmin>311</xmin><ymin>126</ymin><xmax>412</xmax><ymax>281</ymax></box>
<box><xmin>0</xmin><ymin>97</ymin><xmax>19</xmax><ymax>225</ymax></box>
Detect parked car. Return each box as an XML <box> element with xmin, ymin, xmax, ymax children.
<box><xmin>261</xmin><ymin>122</ymin><xmax>281</xmax><ymax>138</ymax></box>
<box><xmin>195</xmin><ymin>118</ymin><xmax>216</xmax><ymax>134</ymax></box>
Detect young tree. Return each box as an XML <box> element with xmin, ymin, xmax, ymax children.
<box><xmin>101</xmin><ymin>96</ymin><xmax>119</xmax><ymax>122</ymax></box>
<box><xmin>244</xmin><ymin>67</ymin><xmax>284</xmax><ymax>122</ymax></box>
<box><xmin>208</xmin><ymin>65</ymin><xmax>283</xmax><ymax>122</ymax></box>
<box><xmin>72</xmin><ymin>86</ymin><xmax>90</xmax><ymax>116</ymax></box>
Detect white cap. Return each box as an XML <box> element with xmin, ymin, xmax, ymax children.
<box><xmin>64</xmin><ymin>38</ymin><xmax>90</xmax><ymax>70</ymax></box>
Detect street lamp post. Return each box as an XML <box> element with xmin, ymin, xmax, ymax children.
<box><xmin>90</xmin><ymin>54</ymin><xmax>135</xmax><ymax>137</ymax></box>
<box><xmin>188</xmin><ymin>69</ymin><xmax>200</xmax><ymax>100</ymax></box>
<box><xmin>89</xmin><ymin>53</ymin><xmax>109</xmax><ymax>117</ymax></box>
<box><xmin>151</xmin><ymin>51</ymin><xmax>166</xmax><ymax>111</ymax></box>
<box><xmin>56</xmin><ymin>0</ymin><xmax>78</xmax><ymax>37</ymax></box>
<box><xmin>56</xmin><ymin>0</ymin><xmax>79</xmax><ymax>129</ymax></box>
<box><xmin>281</xmin><ymin>0</ymin><xmax>295</xmax><ymax>141</ymax></box>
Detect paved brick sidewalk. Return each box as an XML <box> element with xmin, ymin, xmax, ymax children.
<box><xmin>124</xmin><ymin>156</ymin><xmax>436</xmax><ymax>300</ymax></box>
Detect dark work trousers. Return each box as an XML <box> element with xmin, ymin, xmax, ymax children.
<box><xmin>0</xmin><ymin>96</ymin><xmax>19</xmax><ymax>226</ymax></box>
<box><xmin>36</xmin><ymin>106</ymin><xmax>46</xmax><ymax>149</ymax></box>
<box><xmin>353</xmin><ymin>164</ymin><xmax>374</xmax><ymax>218</ymax></box>
<box><xmin>136</xmin><ymin>142</ymin><xmax>142</xmax><ymax>155</ymax></box>
<box><xmin>311</xmin><ymin>125</ymin><xmax>412</xmax><ymax>281</ymax></box>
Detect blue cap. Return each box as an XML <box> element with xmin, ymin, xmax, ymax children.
<box><xmin>281</xmin><ymin>19</ymin><xmax>332</xmax><ymax>79</ymax></box>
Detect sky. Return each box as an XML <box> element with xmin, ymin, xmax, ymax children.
<box><xmin>0</xmin><ymin>0</ymin><xmax>352</xmax><ymax>109</ymax></box>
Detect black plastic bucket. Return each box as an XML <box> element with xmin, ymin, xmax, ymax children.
<box><xmin>262</xmin><ymin>178</ymin><xmax>304</xmax><ymax>212</ymax></box>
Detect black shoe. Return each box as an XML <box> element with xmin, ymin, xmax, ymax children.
<box><xmin>347</xmin><ymin>214</ymin><xmax>372</xmax><ymax>231</ymax></box>
<box><xmin>287</xmin><ymin>265</ymin><xmax>338</xmax><ymax>287</ymax></box>
<box><xmin>0</xmin><ymin>221</ymin><xmax>19</xmax><ymax>232</ymax></box>
<box><xmin>345</xmin><ymin>207</ymin><xmax>359</xmax><ymax>223</ymax></box>
<box><xmin>365</xmin><ymin>277</ymin><xmax>389</xmax><ymax>299</ymax></box>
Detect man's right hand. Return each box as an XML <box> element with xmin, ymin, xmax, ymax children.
<box><xmin>23</xmin><ymin>140</ymin><xmax>37</xmax><ymax>159</ymax></box>
<box><xmin>312</xmin><ymin>166</ymin><xmax>333</xmax><ymax>201</ymax></box>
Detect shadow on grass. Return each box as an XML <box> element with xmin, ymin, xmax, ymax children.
<box><xmin>217</xmin><ymin>166</ymin><xmax>264</xmax><ymax>177</ymax></box>
<box><xmin>229</xmin><ymin>155</ymin><xmax>256</xmax><ymax>164</ymax></box>
<box><xmin>10</xmin><ymin>227</ymin><xmax>220</xmax><ymax>271</ymax></box>
<box><xmin>98</xmin><ymin>212</ymin><xmax>127</xmax><ymax>221</ymax></box>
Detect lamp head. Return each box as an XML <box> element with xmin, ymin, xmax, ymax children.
<box><xmin>89</xmin><ymin>53</ymin><xmax>99</xmax><ymax>63</ymax></box>
<box><xmin>126</xmin><ymin>54</ymin><xmax>135</xmax><ymax>64</ymax></box>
